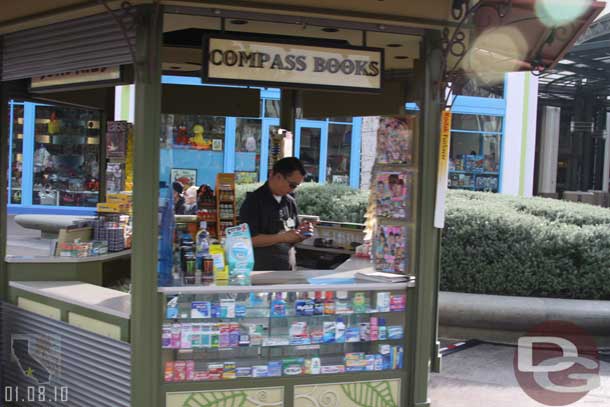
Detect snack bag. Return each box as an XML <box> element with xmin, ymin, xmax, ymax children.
<box><xmin>224</xmin><ymin>223</ymin><xmax>254</xmax><ymax>285</ymax></box>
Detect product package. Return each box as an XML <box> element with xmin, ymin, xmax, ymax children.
<box><xmin>376</xmin><ymin>292</ymin><xmax>391</xmax><ymax>312</ymax></box>
<box><xmin>224</xmin><ymin>224</ymin><xmax>254</xmax><ymax>285</ymax></box>
<box><xmin>374</xmin><ymin>225</ymin><xmax>408</xmax><ymax>274</ymax></box>
<box><xmin>376</xmin><ymin>116</ymin><xmax>414</xmax><ymax>165</ymax></box>
<box><xmin>390</xmin><ymin>294</ymin><xmax>407</xmax><ymax>311</ymax></box>
<box><xmin>374</xmin><ymin>172</ymin><xmax>412</xmax><ymax>219</ymax></box>
<box><xmin>236</xmin><ymin>367</ymin><xmax>252</xmax><ymax>378</ymax></box>
<box><xmin>164</xmin><ymin>361</ymin><xmax>174</xmax><ymax>382</ymax></box>
<box><xmin>223</xmin><ymin>362</ymin><xmax>237</xmax><ymax>379</ymax></box>
<box><xmin>283</xmin><ymin>358</ymin><xmax>305</xmax><ymax>375</ymax></box>
<box><xmin>173</xmin><ymin>361</ymin><xmax>187</xmax><ymax>382</ymax></box>
<box><xmin>210</xmin><ymin>244</ymin><xmax>228</xmax><ymax>281</ymax></box>
<box><xmin>191</xmin><ymin>301</ymin><xmax>211</xmax><ymax>318</ymax></box>
<box><xmin>252</xmin><ymin>365</ymin><xmax>269</xmax><ymax>378</ymax></box>
<box><xmin>268</xmin><ymin>361</ymin><xmax>282</xmax><ymax>377</ymax></box>
<box><xmin>323</xmin><ymin>321</ymin><xmax>336</xmax><ymax>343</ymax></box>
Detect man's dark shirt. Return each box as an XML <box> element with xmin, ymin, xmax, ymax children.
<box><xmin>239</xmin><ymin>182</ymin><xmax>299</xmax><ymax>271</ymax></box>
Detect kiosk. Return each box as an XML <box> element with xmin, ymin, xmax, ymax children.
<box><xmin>0</xmin><ymin>2</ymin><xmax>602</xmax><ymax>407</ymax></box>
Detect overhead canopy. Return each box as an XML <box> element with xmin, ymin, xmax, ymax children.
<box><xmin>452</xmin><ymin>0</ymin><xmax>604</xmax><ymax>86</ymax></box>
<box><xmin>0</xmin><ymin>0</ymin><xmax>604</xmax><ymax>107</ymax></box>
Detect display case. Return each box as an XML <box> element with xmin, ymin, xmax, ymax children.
<box><xmin>160</xmin><ymin>283</ymin><xmax>408</xmax><ymax>384</ymax></box>
<box><xmin>9</xmin><ymin>102</ymin><xmax>24</xmax><ymax>204</ymax></box>
<box><xmin>32</xmin><ymin>104</ymin><xmax>101</xmax><ymax>207</ymax></box>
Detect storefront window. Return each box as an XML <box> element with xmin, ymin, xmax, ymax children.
<box><xmin>326</xmin><ymin>123</ymin><xmax>352</xmax><ymax>184</ymax></box>
<box><xmin>9</xmin><ymin>103</ymin><xmax>24</xmax><ymax>204</ymax></box>
<box><xmin>235</xmin><ymin>118</ymin><xmax>262</xmax><ymax>184</ymax></box>
<box><xmin>32</xmin><ymin>105</ymin><xmax>101</xmax><ymax>207</ymax></box>
<box><xmin>162</xmin><ymin>114</ymin><xmax>225</xmax><ymax>151</ymax></box>
<box><xmin>299</xmin><ymin>127</ymin><xmax>322</xmax><ymax>182</ymax></box>
<box><xmin>449</xmin><ymin>133</ymin><xmax>500</xmax><ymax>192</ymax></box>
<box><xmin>264</xmin><ymin>99</ymin><xmax>280</xmax><ymax>118</ymax></box>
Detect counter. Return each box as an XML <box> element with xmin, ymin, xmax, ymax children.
<box><xmin>4</xmin><ymin>249</ymin><xmax>131</xmax><ymax>286</ymax></box>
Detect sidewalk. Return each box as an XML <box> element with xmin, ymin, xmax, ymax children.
<box><xmin>430</xmin><ymin>343</ymin><xmax>610</xmax><ymax>407</ymax></box>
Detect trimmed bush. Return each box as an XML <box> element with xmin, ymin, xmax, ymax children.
<box><xmin>441</xmin><ymin>190</ymin><xmax>610</xmax><ymax>299</ymax></box>
<box><xmin>236</xmin><ymin>182</ymin><xmax>369</xmax><ymax>223</ymax></box>
<box><xmin>236</xmin><ymin>184</ymin><xmax>610</xmax><ymax>299</ymax></box>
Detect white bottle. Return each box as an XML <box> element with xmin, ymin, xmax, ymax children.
<box><xmin>311</xmin><ymin>357</ymin><xmax>321</xmax><ymax>375</ymax></box>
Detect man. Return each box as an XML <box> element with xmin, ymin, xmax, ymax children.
<box><xmin>239</xmin><ymin>157</ymin><xmax>314</xmax><ymax>271</ymax></box>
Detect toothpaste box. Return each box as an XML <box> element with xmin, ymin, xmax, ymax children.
<box><xmin>191</xmin><ymin>301</ymin><xmax>211</xmax><ymax>318</ymax></box>
<box><xmin>268</xmin><ymin>361</ymin><xmax>282</xmax><ymax>377</ymax></box>
<box><xmin>282</xmin><ymin>358</ymin><xmax>304</xmax><ymax>376</ymax></box>
<box><xmin>321</xmin><ymin>365</ymin><xmax>345</xmax><ymax>374</ymax></box>
<box><xmin>223</xmin><ymin>362</ymin><xmax>236</xmax><ymax>379</ymax></box>
<box><xmin>236</xmin><ymin>367</ymin><xmax>252</xmax><ymax>377</ymax></box>
<box><xmin>252</xmin><ymin>365</ymin><xmax>269</xmax><ymax>377</ymax></box>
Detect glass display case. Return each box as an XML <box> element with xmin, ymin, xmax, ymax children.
<box><xmin>32</xmin><ymin>105</ymin><xmax>101</xmax><ymax>207</ymax></box>
<box><xmin>161</xmin><ymin>286</ymin><xmax>406</xmax><ymax>382</ymax></box>
<box><xmin>9</xmin><ymin>102</ymin><xmax>24</xmax><ymax>204</ymax></box>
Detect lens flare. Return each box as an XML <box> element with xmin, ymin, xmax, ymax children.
<box><xmin>535</xmin><ymin>0</ymin><xmax>591</xmax><ymax>27</ymax></box>
<box><xmin>462</xmin><ymin>26</ymin><xmax>529</xmax><ymax>84</ymax></box>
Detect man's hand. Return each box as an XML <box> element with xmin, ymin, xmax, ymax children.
<box><xmin>281</xmin><ymin>230</ymin><xmax>305</xmax><ymax>244</ymax></box>
<box><xmin>296</xmin><ymin>221</ymin><xmax>315</xmax><ymax>239</ymax></box>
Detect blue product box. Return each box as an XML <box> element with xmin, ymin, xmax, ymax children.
<box><xmin>345</xmin><ymin>327</ymin><xmax>360</xmax><ymax>343</ymax></box>
<box><xmin>235</xmin><ymin>304</ymin><xmax>247</xmax><ymax>318</ymax></box>
<box><xmin>236</xmin><ymin>367</ymin><xmax>252</xmax><ymax>377</ymax></box>
<box><xmin>191</xmin><ymin>301</ymin><xmax>211</xmax><ymax>318</ymax></box>
<box><xmin>268</xmin><ymin>361</ymin><xmax>282</xmax><ymax>377</ymax></box>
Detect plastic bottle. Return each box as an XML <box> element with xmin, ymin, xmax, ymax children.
<box><xmin>195</xmin><ymin>221</ymin><xmax>210</xmax><ymax>272</ymax></box>
<box><xmin>270</xmin><ymin>293</ymin><xmax>287</xmax><ymax>317</ymax></box>
<box><xmin>310</xmin><ymin>357</ymin><xmax>321</xmax><ymax>375</ymax></box>
<box><xmin>324</xmin><ymin>292</ymin><xmax>336</xmax><ymax>315</ymax></box>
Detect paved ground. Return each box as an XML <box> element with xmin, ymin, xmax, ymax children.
<box><xmin>5</xmin><ymin>215</ymin><xmax>53</xmax><ymax>256</ymax></box>
<box><xmin>430</xmin><ymin>343</ymin><xmax>610</xmax><ymax>407</ymax></box>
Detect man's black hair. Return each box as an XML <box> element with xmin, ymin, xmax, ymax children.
<box><xmin>272</xmin><ymin>157</ymin><xmax>306</xmax><ymax>177</ymax></box>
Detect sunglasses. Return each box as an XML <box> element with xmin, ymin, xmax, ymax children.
<box><xmin>282</xmin><ymin>174</ymin><xmax>300</xmax><ymax>190</ymax></box>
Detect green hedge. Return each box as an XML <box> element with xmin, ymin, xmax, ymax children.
<box><xmin>441</xmin><ymin>190</ymin><xmax>610</xmax><ymax>299</ymax></box>
<box><xmin>236</xmin><ymin>182</ymin><xmax>369</xmax><ymax>223</ymax></box>
<box><xmin>236</xmin><ymin>184</ymin><xmax>610</xmax><ymax>299</ymax></box>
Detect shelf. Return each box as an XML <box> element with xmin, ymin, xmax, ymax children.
<box><xmin>165</xmin><ymin>309</ymin><xmax>404</xmax><ymax>322</ymax></box>
<box><xmin>164</xmin><ymin>337</ymin><xmax>404</xmax><ymax>352</ymax></box>
<box><xmin>162</xmin><ymin>368</ymin><xmax>403</xmax><ymax>386</ymax></box>
<box><xmin>449</xmin><ymin>170</ymin><xmax>499</xmax><ymax>176</ymax></box>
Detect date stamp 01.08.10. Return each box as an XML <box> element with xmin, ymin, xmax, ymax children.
<box><xmin>3</xmin><ymin>385</ymin><xmax>69</xmax><ymax>405</ymax></box>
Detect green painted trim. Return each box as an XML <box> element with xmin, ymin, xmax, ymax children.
<box><xmin>408</xmin><ymin>30</ymin><xmax>443</xmax><ymax>407</ymax></box>
<box><xmin>0</xmin><ymin>82</ymin><xmax>8</xmax><ymax>301</ymax></box>
<box><xmin>121</xmin><ymin>85</ymin><xmax>131</xmax><ymax>121</ymax></box>
<box><xmin>8</xmin><ymin>287</ymin><xmax>130</xmax><ymax>342</ymax></box>
<box><xmin>131</xmin><ymin>5</ymin><xmax>163</xmax><ymax>407</ymax></box>
<box><xmin>518</xmin><ymin>74</ymin><xmax>531</xmax><ymax>196</ymax></box>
